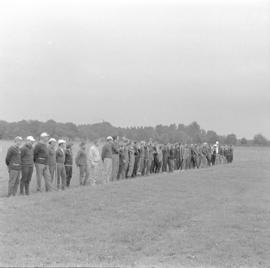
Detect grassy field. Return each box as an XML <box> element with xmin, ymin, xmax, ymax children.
<box><xmin>0</xmin><ymin>142</ymin><xmax>270</xmax><ymax>267</ymax></box>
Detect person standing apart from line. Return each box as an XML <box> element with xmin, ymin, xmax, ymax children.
<box><xmin>48</xmin><ymin>138</ymin><xmax>57</xmax><ymax>183</ymax></box>
<box><xmin>34</xmin><ymin>132</ymin><xmax>54</xmax><ymax>192</ymax></box>
<box><xmin>88</xmin><ymin>140</ymin><xmax>101</xmax><ymax>185</ymax></box>
<box><xmin>101</xmin><ymin>136</ymin><xmax>113</xmax><ymax>184</ymax></box>
<box><xmin>65</xmin><ymin>142</ymin><xmax>73</xmax><ymax>187</ymax></box>
<box><xmin>5</xmin><ymin>136</ymin><xmax>23</xmax><ymax>197</ymax></box>
<box><xmin>20</xmin><ymin>136</ymin><xmax>35</xmax><ymax>195</ymax></box>
<box><xmin>75</xmin><ymin>142</ymin><xmax>89</xmax><ymax>185</ymax></box>
<box><xmin>56</xmin><ymin>139</ymin><xmax>66</xmax><ymax>190</ymax></box>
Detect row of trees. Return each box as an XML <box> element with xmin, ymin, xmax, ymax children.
<box><xmin>0</xmin><ymin>120</ymin><xmax>269</xmax><ymax>146</ymax></box>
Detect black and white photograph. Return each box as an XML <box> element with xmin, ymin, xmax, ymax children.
<box><xmin>0</xmin><ymin>0</ymin><xmax>270</xmax><ymax>267</ymax></box>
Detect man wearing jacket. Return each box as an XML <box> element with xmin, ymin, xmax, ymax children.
<box><xmin>75</xmin><ymin>142</ymin><xmax>89</xmax><ymax>185</ymax></box>
<box><xmin>101</xmin><ymin>136</ymin><xmax>113</xmax><ymax>184</ymax></box>
<box><xmin>48</xmin><ymin>138</ymin><xmax>57</xmax><ymax>183</ymax></box>
<box><xmin>56</xmin><ymin>140</ymin><xmax>66</xmax><ymax>190</ymax></box>
<box><xmin>5</xmin><ymin>136</ymin><xmax>23</xmax><ymax>197</ymax></box>
<box><xmin>65</xmin><ymin>142</ymin><xmax>73</xmax><ymax>187</ymax></box>
<box><xmin>20</xmin><ymin>136</ymin><xmax>35</xmax><ymax>195</ymax></box>
<box><xmin>111</xmin><ymin>136</ymin><xmax>120</xmax><ymax>181</ymax></box>
<box><xmin>34</xmin><ymin>132</ymin><xmax>54</xmax><ymax>192</ymax></box>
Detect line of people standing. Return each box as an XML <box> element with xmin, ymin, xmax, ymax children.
<box><xmin>4</xmin><ymin>133</ymin><xmax>233</xmax><ymax>197</ymax></box>
<box><xmin>101</xmin><ymin>136</ymin><xmax>234</xmax><ymax>182</ymax></box>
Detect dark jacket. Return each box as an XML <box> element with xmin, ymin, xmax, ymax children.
<box><xmin>21</xmin><ymin>144</ymin><xmax>34</xmax><ymax>166</ymax></box>
<box><xmin>34</xmin><ymin>142</ymin><xmax>49</xmax><ymax>165</ymax></box>
<box><xmin>5</xmin><ymin>145</ymin><xmax>21</xmax><ymax>170</ymax></box>
<box><xmin>56</xmin><ymin>148</ymin><xmax>65</xmax><ymax>164</ymax></box>
<box><xmin>101</xmin><ymin>143</ymin><xmax>112</xmax><ymax>161</ymax></box>
<box><xmin>48</xmin><ymin>147</ymin><xmax>56</xmax><ymax>167</ymax></box>
<box><xmin>65</xmin><ymin>148</ymin><xmax>73</xmax><ymax>165</ymax></box>
<box><xmin>112</xmin><ymin>143</ymin><xmax>119</xmax><ymax>155</ymax></box>
<box><xmin>75</xmin><ymin>149</ymin><xmax>87</xmax><ymax>166</ymax></box>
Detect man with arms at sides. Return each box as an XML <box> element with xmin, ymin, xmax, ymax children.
<box><xmin>75</xmin><ymin>142</ymin><xmax>89</xmax><ymax>186</ymax></box>
<box><xmin>5</xmin><ymin>136</ymin><xmax>23</xmax><ymax>197</ymax></box>
<box><xmin>88</xmin><ymin>140</ymin><xmax>101</xmax><ymax>185</ymax></box>
<box><xmin>48</xmin><ymin>138</ymin><xmax>57</xmax><ymax>183</ymax></box>
<box><xmin>56</xmin><ymin>139</ymin><xmax>66</xmax><ymax>190</ymax></box>
<box><xmin>34</xmin><ymin>132</ymin><xmax>54</xmax><ymax>192</ymax></box>
<box><xmin>101</xmin><ymin>136</ymin><xmax>113</xmax><ymax>184</ymax></box>
<box><xmin>20</xmin><ymin>136</ymin><xmax>35</xmax><ymax>195</ymax></box>
<box><xmin>65</xmin><ymin>142</ymin><xmax>73</xmax><ymax>187</ymax></box>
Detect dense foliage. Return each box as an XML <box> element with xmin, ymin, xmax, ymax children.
<box><xmin>0</xmin><ymin>120</ymin><xmax>268</xmax><ymax>145</ymax></box>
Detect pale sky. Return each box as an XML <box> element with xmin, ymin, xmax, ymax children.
<box><xmin>0</xmin><ymin>0</ymin><xmax>269</xmax><ymax>139</ymax></box>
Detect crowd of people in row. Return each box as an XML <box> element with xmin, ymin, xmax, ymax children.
<box><xmin>4</xmin><ymin>132</ymin><xmax>234</xmax><ymax>197</ymax></box>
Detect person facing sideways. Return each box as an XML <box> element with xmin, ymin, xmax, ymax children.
<box><xmin>20</xmin><ymin>136</ymin><xmax>35</xmax><ymax>195</ymax></box>
<box><xmin>88</xmin><ymin>140</ymin><xmax>101</xmax><ymax>185</ymax></box>
<box><xmin>64</xmin><ymin>142</ymin><xmax>73</xmax><ymax>187</ymax></box>
<box><xmin>101</xmin><ymin>136</ymin><xmax>113</xmax><ymax>184</ymax></box>
<box><xmin>5</xmin><ymin>136</ymin><xmax>23</xmax><ymax>197</ymax></box>
<box><xmin>75</xmin><ymin>142</ymin><xmax>89</xmax><ymax>186</ymax></box>
<box><xmin>56</xmin><ymin>139</ymin><xmax>66</xmax><ymax>190</ymax></box>
<box><xmin>48</xmin><ymin>138</ymin><xmax>57</xmax><ymax>183</ymax></box>
<box><xmin>33</xmin><ymin>132</ymin><xmax>55</xmax><ymax>192</ymax></box>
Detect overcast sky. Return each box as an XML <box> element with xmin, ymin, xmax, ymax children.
<box><xmin>0</xmin><ymin>0</ymin><xmax>269</xmax><ymax>139</ymax></box>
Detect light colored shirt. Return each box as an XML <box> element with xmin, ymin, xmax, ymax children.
<box><xmin>89</xmin><ymin>145</ymin><xmax>101</xmax><ymax>166</ymax></box>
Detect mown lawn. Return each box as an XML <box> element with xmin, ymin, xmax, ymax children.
<box><xmin>0</xmin><ymin>147</ymin><xmax>270</xmax><ymax>267</ymax></box>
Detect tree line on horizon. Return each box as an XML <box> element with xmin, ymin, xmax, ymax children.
<box><xmin>0</xmin><ymin>119</ymin><xmax>269</xmax><ymax>146</ymax></box>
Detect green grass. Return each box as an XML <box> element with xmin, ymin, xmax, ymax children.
<box><xmin>0</xmin><ymin>144</ymin><xmax>270</xmax><ymax>267</ymax></box>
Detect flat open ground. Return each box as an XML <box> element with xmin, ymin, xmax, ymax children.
<box><xmin>0</xmin><ymin>145</ymin><xmax>270</xmax><ymax>267</ymax></box>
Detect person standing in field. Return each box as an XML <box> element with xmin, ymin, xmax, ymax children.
<box><xmin>101</xmin><ymin>136</ymin><xmax>113</xmax><ymax>183</ymax></box>
<box><xmin>111</xmin><ymin>136</ymin><xmax>120</xmax><ymax>181</ymax></box>
<box><xmin>127</xmin><ymin>142</ymin><xmax>135</xmax><ymax>178</ymax></box>
<box><xmin>75</xmin><ymin>142</ymin><xmax>89</xmax><ymax>185</ymax></box>
<box><xmin>65</xmin><ymin>142</ymin><xmax>73</xmax><ymax>187</ymax></box>
<box><xmin>5</xmin><ymin>136</ymin><xmax>23</xmax><ymax>197</ymax></box>
<box><xmin>88</xmin><ymin>140</ymin><xmax>101</xmax><ymax>185</ymax></box>
<box><xmin>20</xmin><ymin>136</ymin><xmax>35</xmax><ymax>195</ymax></box>
<box><xmin>48</xmin><ymin>138</ymin><xmax>57</xmax><ymax>183</ymax></box>
<box><xmin>56</xmin><ymin>139</ymin><xmax>66</xmax><ymax>190</ymax></box>
<box><xmin>118</xmin><ymin>142</ymin><xmax>127</xmax><ymax>180</ymax></box>
<box><xmin>132</xmin><ymin>142</ymin><xmax>140</xmax><ymax>177</ymax></box>
<box><xmin>182</xmin><ymin>144</ymin><xmax>190</xmax><ymax>170</ymax></box>
<box><xmin>34</xmin><ymin>132</ymin><xmax>54</xmax><ymax>192</ymax></box>
<box><xmin>162</xmin><ymin>144</ymin><xmax>169</xmax><ymax>172</ymax></box>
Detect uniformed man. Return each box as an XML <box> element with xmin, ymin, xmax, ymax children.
<box><xmin>56</xmin><ymin>139</ymin><xmax>66</xmax><ymax>190</ymax></box>
<box><xmin>127</xmin><ymin>142</ymin><xmax>135</xmax><ymax>178</ymax></box>
<box><xmin>111</xmin><ymin>136</ymin><xmax>120</xmax><ymax>181</ymax></box>
<box><xmin>48</xmin><ymin>138</ymin><xmax>57</xmax><ymax>183</ymax></box>
<box><xmin>65</xmin><ymin>142</ymin><xmax>73</xmax><ymax>187</ymax></box>
<box><xmin>75</xmin><ymin>142</ymin><xmax>89</xmax><ymax>185</ymax></box>
<box><xmin>101</xmin><ymin>136</ymin><xmax>113</xmax><ymax>184</ymax></box>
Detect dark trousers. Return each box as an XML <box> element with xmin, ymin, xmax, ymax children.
<box><xmin>211</xmin><ymin>154</ymin><xmax>216</xmax><ymax>165</ymax></box>
<box><xmin>142</xmin><ymin>159</ymin><xmax>149</xmax><ymax>176</ymax></box>
<box><xmin>57</xmin><ymin>164</ymin><xmax>66</xmax><ymax>190</ymax></box>
<box><xmin>153</xmin><ymin>158</ymin><xmax>160</xmax><ymax>173</ymax></box>
<box><xmin>162</xmin><ymin>157</ymin><xmax>168</xmax><ymax>172</ymax></box>
<box><xmin>132</xmin><ymin>156</ymin><xmax>140</xmax><ymax>177</ymax></box>
<box><xmin>168</xmin><ymin>159</ymin><xmax>174</xmax><ymax>172</ymax></box>
<box><xmin>65</xmin><ymin>166</ymin><xmax>72</xmax><ymax>187</ymax></box>
<box><xmin>79</xmin><ymin>165</ymin><xmax>89</xmax><ymax>185</ymax></box>
<box><xmin>20</xmin><ymin>166</ymin><xmax>33</xmax><ymax>195</ymax></box>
